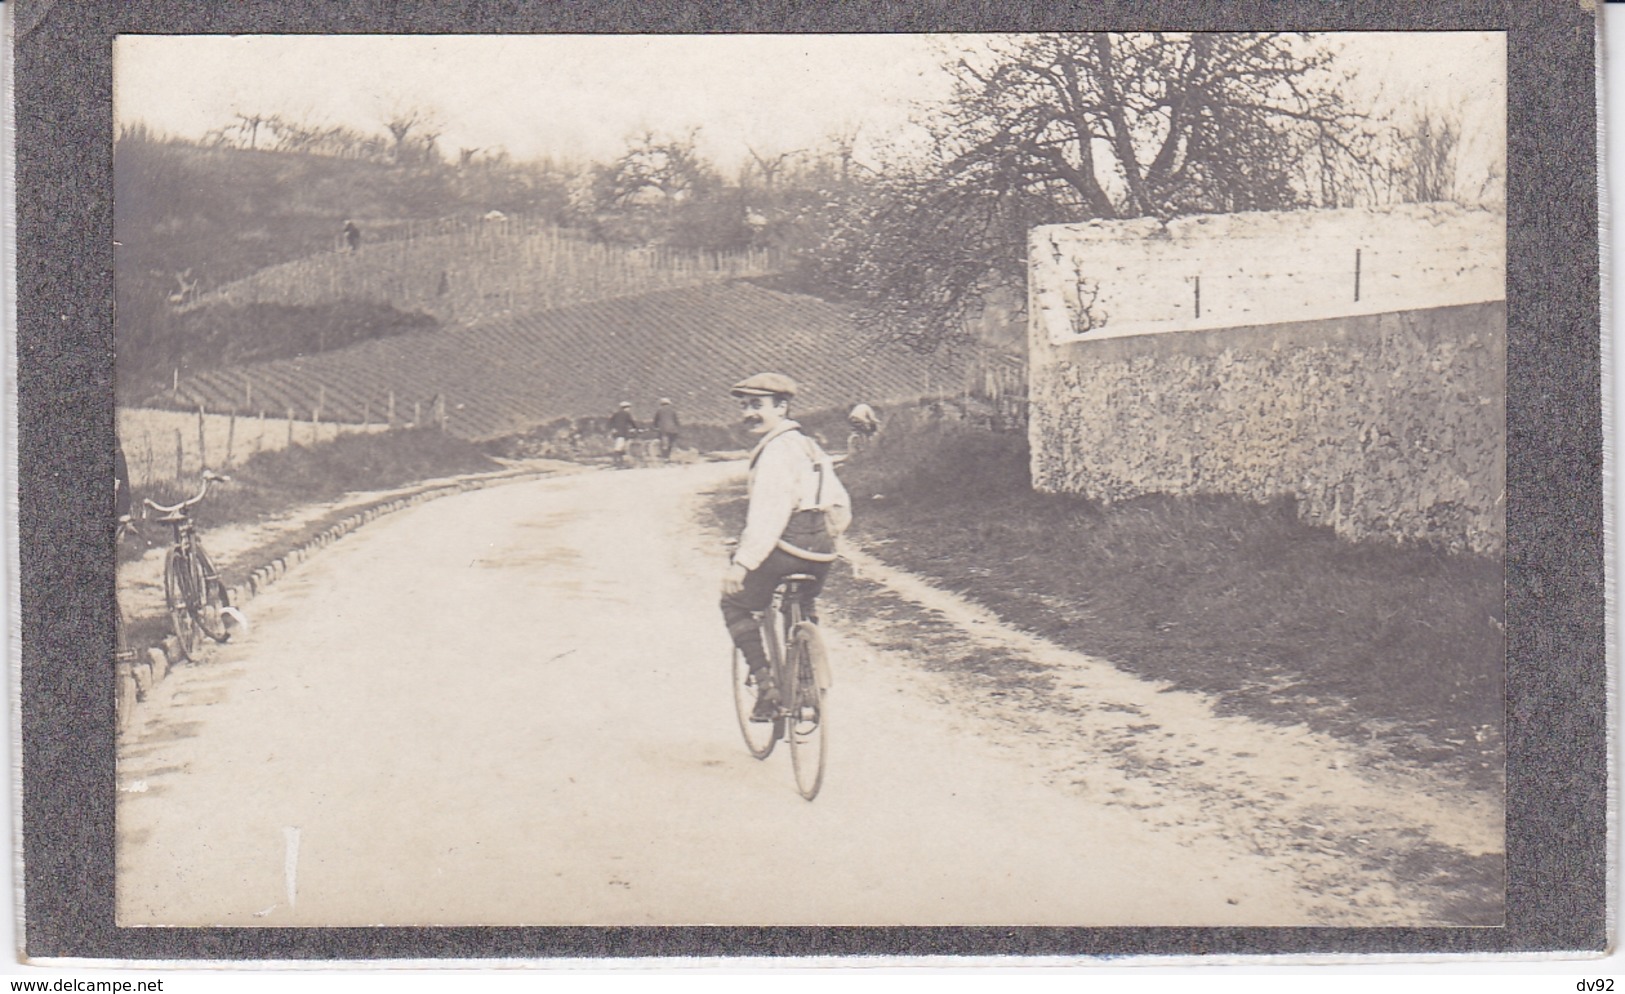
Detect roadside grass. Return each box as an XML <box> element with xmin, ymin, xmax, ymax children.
<box><xmin>122</xmin><ymin>428</ymin><xmax>503</xmax><ymax>564</ymax></box>
<box><xmin>825</xmin><ymin>420</ymin><xmax>1504</xmax><ymax>785</ymax></box>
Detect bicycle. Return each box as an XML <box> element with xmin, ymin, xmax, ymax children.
<box><xmin>144</xmin><ymin>472</ymin><xmax>234</xmax><ymax>661</ymax></box>
<box><xmin>731</xmin><ymin>572</ymin><xmax>832</xmax><ymax>800</ymax></box>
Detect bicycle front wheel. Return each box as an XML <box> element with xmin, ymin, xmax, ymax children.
<box><xmin>731</xmin><ymin>647</ymin><xmax>777</xmax><ymax>760</ymax></box>
<box><xmin>192</xmin><ymin>542</ymin><xmax>231</xmax><ymax>643</ymax></box>
<box><xmin>163</xmin><ymin>547</ymin><xmax>200</xmax><ymax>660</ymax></box>
<box><xmin>787</xmin><ymin>622</ymin><xmax>830</xmax><ymax>800</ymax></box>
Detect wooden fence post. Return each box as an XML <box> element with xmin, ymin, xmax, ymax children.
<box><xmin>388</xmin><ymin>390</ymin><xmax>396</xmax><ymax>429</ymax></box>
<box><xmin>226</xmin><ymin>409</ymin><xmax>237</xmax><ymax>466</ymax></box>
<box><xmin>196</xmin><ymin>404</ymin><xmax>208</xmax><ymax>470</ymax></box>
<box><xmin>175</xmin><ymin>429</ymin><xmax>185</xmax><ymax>481</ymax></box>
<box><xmin>287</xmin><ymin>408</ymin><xmax>295</xmax><ymax>447</ymax></box>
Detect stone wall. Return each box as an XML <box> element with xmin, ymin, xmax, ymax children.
<box><xmin>1028</xmin><ymin>207</ymin><xmax>1506</xmax><ymax>555</ymax></box>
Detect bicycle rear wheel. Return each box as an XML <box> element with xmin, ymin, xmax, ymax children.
<box><xmin>163</xmin><ymin>547</ymin><xmax>200</xmax><ymax>660</ymax></box>
<box><xmin>731</xmin><ymin>647</ymin><xmax>777</xmax><ymax>760</ymax></box>
<box><xmin>191</xmin><ymin>542</ymin><xmax>231</xmax><ymax>643</ymax></box>
<box><xmin>787</xmin><ymin>622</ymin><xmax>830</xmax><ymax>800</ymax></box>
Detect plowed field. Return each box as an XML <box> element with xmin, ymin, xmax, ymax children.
<box><xmin>156</xmin><ymin>281</ymin><xmax>962</xmax><ymax>439</ymax></box>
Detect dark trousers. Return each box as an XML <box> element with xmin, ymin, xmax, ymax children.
<box><xmin>659</xmin><ymin>432</ymin><xmax>678</xmax><ymax>459</ymax></box>
<box><xmin>721</xmin><ymin>548</ymin><xmax>831</xmax><ymax>671</ymax></box>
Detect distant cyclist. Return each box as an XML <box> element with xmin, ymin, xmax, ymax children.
<box><xmin>721</xmin><ymin>373</ymin><xmax>851</xmax><ymax>721</ymax></box>
<box><xmin>608</xmin><ymin>400</ymin><xmax>638</xmax><ymax>469</ymax></box>
<box><xmin>653</xmin><ymin>397</ymin><xmax>682</xmax><ymax>461</ymax></box>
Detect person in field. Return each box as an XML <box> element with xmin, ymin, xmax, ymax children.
<box><xmin>343</xmin><ymin>220</ymin><xmax>361</xmax><ymax>253</ymax></box>
<box><xmin>720</xmin><ymin>373</ymin><xmax>851</xmax><ymax>721</ymax></box>
<box><xmin>608</xmin><ymin>400</ymin><xmax>639</xmax><ymax>469</ymax></box>
<box><xmin>653</xmin><ymin>397</ymin><xmax>682</xmax><ymax>461</ymax></box>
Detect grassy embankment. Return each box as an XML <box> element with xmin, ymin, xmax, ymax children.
<box><xmin>742</xmin><ymin>406</ymin><xmax>1505</xmax><ymax>784</ymax></box>
<box><xmin>123</xmin><ymin>428</ymin><xmax>503</xmax><ymax>564</ymax></box>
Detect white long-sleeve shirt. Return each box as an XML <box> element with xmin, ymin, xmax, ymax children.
<box><xmin>734</xmin><ymin>421</ymin><xmax>848</xmax><ymax>571</ymax></box>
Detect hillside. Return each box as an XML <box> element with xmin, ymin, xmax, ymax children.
<box><xmin>152</xmin><ymin>280</ymin><xmax>963</xmax><ymax>440</ymax></box>
<box><xmin>116</xmin><ymin>137</ymin><xmax>786</xmax><ymax>394</ymax></box>
<box><xmin>116</xmin><ymin>139</ymin><xmax>462</xmax><ymax>312</ymax></box>
<box><xmin>187</xmin><ymin>215</ymin><xmax>776</xmax><ymax>329</ymax></box>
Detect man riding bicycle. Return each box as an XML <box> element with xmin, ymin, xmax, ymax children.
<box><xmin>720</xmin><ymin>372</ymin><xmax>850</xmax><ymax>721</ymax></box>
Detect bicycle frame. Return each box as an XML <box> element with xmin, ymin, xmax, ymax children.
<box><xmin>761</xmin><ymin>576</ymin><xmax>812</xmax><ymax>695</ymax></box>
<box><xmin>727</xmin><ymin>548</ymin><xmax>832</xmax><ymax>798</ymax></box>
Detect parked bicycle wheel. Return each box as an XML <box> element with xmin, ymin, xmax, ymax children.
<box><xmin>731</xmin><ymin>646</ymin><xmax>777</xmax><ymax>760</ymax></box>
<box><xmin>787</xmin><ymin>621</ymin><xmax>830</xmax><ymax>800</ymax></box>
<box><xmin>164</xmin><ymin>547</ymin><xmax>200</xmax><ymax>660</ymax></box>
<box><xmin>191</xmin><ymin>542</ymin><xmax>232</xmax><ymax>643</ymax></box>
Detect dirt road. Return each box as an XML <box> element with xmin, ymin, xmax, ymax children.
<box><xmin>116</xmin><ymin>461</ymin><xmax>1496</xmax><ymax>927</ymax></box>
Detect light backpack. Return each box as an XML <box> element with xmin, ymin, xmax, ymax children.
<box><xmin>802</xmin><ymin>434</ymin><xmax>853</xmax><ymax>539</ymax></box>
<box><xmin>758</xmin><ymin>431</ymin><xmax>852</xmax><ymax>562</ymax></box>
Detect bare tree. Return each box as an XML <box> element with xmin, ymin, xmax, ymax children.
<box><xmin>1399</xmin><ymin>110</ymin><xmax>1462</xmax><ymax>203</ymax></box>
<box><xmin>810</xmin><ymin>32</ymin><xmax>1384</xmax><ymax>352</ymax></box>
<box><xmin>232</xmin><ymin>111</ymin><xmax>269</xmax><ymax>150</ymax></box>
<box><xmin>382</xmin><ymin>107</ymin><xmax>444</xmax><ymax>165</ymax></box>
<box><xmin>745</xmin><ymin>145</ymin><xmax>802</xmax><ymax>191</ymax></box>
<box><xmin>824</xmin><ymin>123</ymin><xmax>862</xmax><ymax>185</ymax></box>
<box><xmin>595</xmin><ymin>129</ymin><xmax>716</xmax><ymax>206</ymax></box>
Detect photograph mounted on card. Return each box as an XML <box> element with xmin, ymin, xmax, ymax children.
<box><xmin>13</xmin><ymin>0</ymin><xmax>1600</xmax><ymax>964</ymax></box>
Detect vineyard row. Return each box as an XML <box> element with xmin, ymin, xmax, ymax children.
<box><xmin>184</xmin><ymin>216</ymin><xmax>781</xmax><ymax>327</ymax></box>
<box><xmin>155</xmin><ymin>281</ymin><xmax>965</xmax><ymax>441</ymax></box>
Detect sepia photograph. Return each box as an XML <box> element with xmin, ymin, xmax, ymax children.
<box><xmin>100</xmin><ymin>29</ymin><xmax>1514</xmax><ymax>931</ymax></box>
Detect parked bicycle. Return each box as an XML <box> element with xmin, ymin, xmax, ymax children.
<box><xmin>731</xmin><ymin>572</ymin><xmax>832</xmax><ymax>800</ymax></box>
<box><xmin>143</xmin><ymin>471</ymin><xmax>234</xmax><ymax>661</ymax></box>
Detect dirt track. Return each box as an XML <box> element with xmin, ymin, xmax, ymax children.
<box><xmin>116</xmin><ymin>460</ymin><xmax>1501</xmax><ymax>926</ymax></box>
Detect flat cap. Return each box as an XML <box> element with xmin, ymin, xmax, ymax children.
<box><xmin>729</xmin><ymin>372</ymin><xmax>798</xmax><ymax>397</ymax></box>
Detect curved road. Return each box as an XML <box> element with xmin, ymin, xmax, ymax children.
<box><xmin>118</xmin><ymin>461</ymin><xmax>1326</xmax><ymax>926</ymax></box>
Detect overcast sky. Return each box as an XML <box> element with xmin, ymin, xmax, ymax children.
<box><xmin>115</xmin><ymin>32</ymin><xmax>1504</xmax><ymax>178</ymax></box>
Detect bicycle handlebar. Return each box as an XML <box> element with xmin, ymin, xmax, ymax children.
<box><xmin>142</xmin><ymin>471</ymin><xmax>229</xmax><ymax>516</ymax></box>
